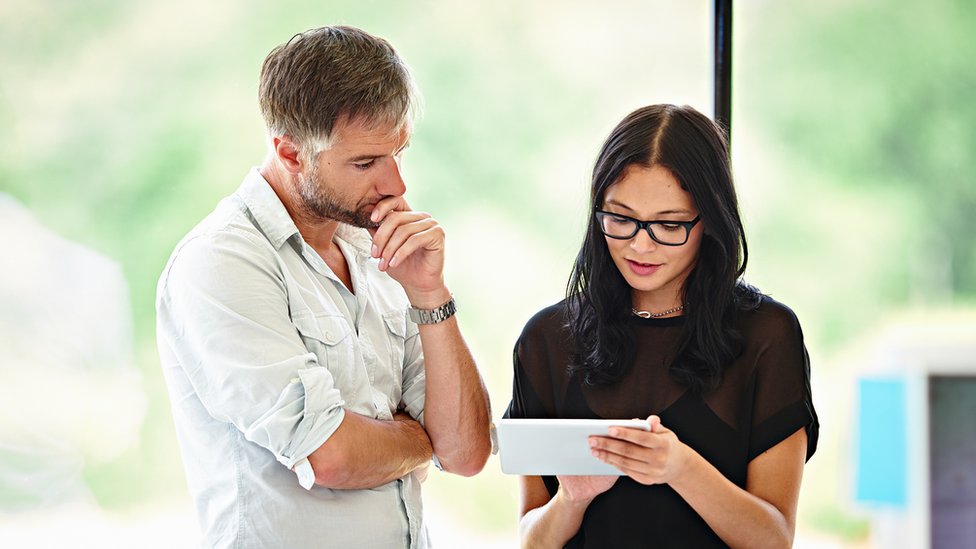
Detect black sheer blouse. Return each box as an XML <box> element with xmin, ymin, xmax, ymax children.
<box><xmin>505</xmin><ymin>296</ymin><xmax>819</xmax><ymax>548</ymax></box>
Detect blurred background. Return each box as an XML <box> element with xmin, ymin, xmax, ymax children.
<box><xmin>2</xmin><ymin>0</ymin><xmax>974</xmax><ymax>547</ymax></box>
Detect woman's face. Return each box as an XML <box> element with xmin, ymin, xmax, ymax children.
<box><xmin>600</xmin><ymin>164</ymin><xmax>704</xmax><ymax>311</ymax></box>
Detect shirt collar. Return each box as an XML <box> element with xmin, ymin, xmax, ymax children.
<box><xmin>237</xmin><ymin>168</ymin><xmax>375</xmax><ymax>256</ymax></box>
<box><xmin>334</xmin><ymin>223</ymin><xmax>373</xmax><ymax>256</ymax></box>
<box><xmin>237</xmin><ymin>168</ymin><xmax>301</xmax><ymax>250</ymax></box>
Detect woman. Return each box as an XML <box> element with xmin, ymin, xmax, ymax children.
<box><xmin>506</xmin><ymin>104</ymin><xmax>819</xmax><ymax>548</ymax></box>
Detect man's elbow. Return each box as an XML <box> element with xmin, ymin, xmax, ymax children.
<box><xmin>439</xmin><ymin>438</ymin><xmax>491</xmax><ymax>477</ymax></box>
<box><xmin>440</xmin><ymin>457</ymin><xmax>485</xmax><ymax>477</ymax></box>
<box><xmin>313</xmin><ymin>466</ymin><xmax>352</xmax><ymax>488</ymax></box>
<box><xmin>453</xmin><ymin>458</ymin><xmax>488</xmax><ymax>477</ymax></box>
<box><xmin>308</xmin><ymin>449</ymin><xmax>354</xmax><ymax>488</ymax></box>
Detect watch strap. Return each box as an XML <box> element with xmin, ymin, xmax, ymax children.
<box><xmin>408</xmin><ymin>297</ymin><xmax>457</xmax><ymax>325</ymax></box>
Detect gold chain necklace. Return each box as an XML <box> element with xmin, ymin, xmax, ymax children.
<box><xmin>632</xmin><ymin>303</ymin><xmax>685</xmax><ymax>318</ymax></box>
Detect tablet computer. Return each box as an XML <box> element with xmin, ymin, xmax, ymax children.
<box><xmin>497</xmin><ymin>418</ymin><xmax>650</xmax><ymax>475</ymax></box>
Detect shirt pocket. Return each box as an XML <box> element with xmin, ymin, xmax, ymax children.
<box><xmin>381</xmin><ymin>309</ymin><xmax>408</xmax><ymax>369</ymax></box>
<box><xmin>293</xmin><ymin>313</ymin><xmax>363</xmax><ymax>390</ymax></box>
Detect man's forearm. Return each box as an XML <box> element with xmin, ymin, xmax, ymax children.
<box><xmin>371</xmin><ymin>205</ymin><xmax>493</xmax><ymax>476</ymax></box>
<box><xmin>417</xmin><ymin>315</ymin><xmax>492</xmax><ymax>476</ymax></box>
<box><xmin>307</xmin><ymin>410</ymin><xmax>432</xmax><ymax>489</ymax></box>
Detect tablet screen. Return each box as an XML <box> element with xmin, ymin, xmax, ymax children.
<box><xmin>497</xmin><ymin>418</ymin><xmax>650</xmax><ymax>475</ymax></box>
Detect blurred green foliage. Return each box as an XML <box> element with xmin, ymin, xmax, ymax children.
<box><xmin>1</xmin><ymin>0</ymin><xmax>973</xmax><ymax>543</ymax></box>
<box><xmin>744</xmin><ymin>0</ymin><xmax>976</xmax><ymax>303</ymax></box>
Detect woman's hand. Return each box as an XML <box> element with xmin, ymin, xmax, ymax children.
<box><xmin>519</xmin><ymin>474</ymin><xmax>617</xmax><ymax>549</ymax></box>
<box><xmin>588</xmin><ymin>415</ymin><xmax>690</xmax><ymax>485</ymax></box>
<box><xmin>555</xmin><ymin>475</ymin><xmax>619</xmax><ymax>505</ymax></box>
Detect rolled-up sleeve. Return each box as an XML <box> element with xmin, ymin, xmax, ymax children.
<box><xmin>157</xmin><ymin>228</ymin><xmax>345</xmax><ymax>487</ymax></box>
<box><xmin>398</xmin><ymin>318</ymin><xmax>426</xmax><ymax>426</ymax></box>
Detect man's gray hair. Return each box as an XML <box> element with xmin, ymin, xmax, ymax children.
<box><xmin>258</xmin><ymin>26</ymin><xmax>422</xmax><ymax>161</ymax></box>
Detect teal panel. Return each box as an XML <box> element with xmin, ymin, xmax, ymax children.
<box><xmin>855</xmin><ymin>378</ymin><xmax>907</xmax><ymax>506</ymax></box>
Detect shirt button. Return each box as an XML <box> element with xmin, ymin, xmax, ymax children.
<box><xmin>295</xmin><ymin>459</ymin><xmax>315</xmax><ymax>490</ymax></box>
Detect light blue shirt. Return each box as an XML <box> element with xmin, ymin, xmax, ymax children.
<box><xmin>156</xmin><ymin>168</ymin><xmax>430</xmax><ymax>548</ymax></box>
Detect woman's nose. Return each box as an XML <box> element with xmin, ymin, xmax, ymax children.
<box><xmin>629</xmin><ymin>227</ymin><xmax>659</xmax><ymax>253</ymax></box>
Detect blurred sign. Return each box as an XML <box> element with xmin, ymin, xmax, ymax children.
<box><xmin>855</xmin><ymin>378</ymin><xmax>907</xmax><ymax>507</ymax></box>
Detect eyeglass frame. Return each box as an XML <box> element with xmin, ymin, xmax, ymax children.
<box><xmin>594</xmin><ymin>210</ymin><xmax>702</xmax><ymax>246</ymax></box>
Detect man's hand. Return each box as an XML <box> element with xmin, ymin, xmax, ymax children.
<box><xmin>393</xmin><ymin>411</ymin><xmax>432</xmax><ymax>483</ymax></box>
<box><xmin>414</xmin><ymin>461</ymin><xmax>431</xmax><ymax>483</ymax></box>
<box><xmin>367</xmin><ymin>196</ymin><xmax>447</xmax><ymax>306</ymax></box>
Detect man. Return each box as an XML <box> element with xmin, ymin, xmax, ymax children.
<box><xmin>156</xmin><ymin>26</ymin><xmax>492</xmax><ymax>548</ymax></box>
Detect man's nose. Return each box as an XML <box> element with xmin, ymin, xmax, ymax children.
<box><xmin>379</xmin><ymin>156</ymin><xmax>407</xmax><ymax>197</ymax></box>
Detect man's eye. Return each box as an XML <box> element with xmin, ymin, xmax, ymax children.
<box><xmin>354</xmin><ymin>160</ymin><xmax>375</xmax><ymax>170</ymax></box>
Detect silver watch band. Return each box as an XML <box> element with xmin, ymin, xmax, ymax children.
<box><xmin>408</xmin><ymin>297</ymin><xmax>457</xmax><ymax>325</ymax></box>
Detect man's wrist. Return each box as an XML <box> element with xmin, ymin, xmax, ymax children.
<box><xmin>404</xmin><ymin>286</ymin><xmax>452</xmax><ymax>309</ymax></box>
<box><xmin>408</xmin><ymin>295</ymin><xmax>456</xmax><ymax>325</ymax></box>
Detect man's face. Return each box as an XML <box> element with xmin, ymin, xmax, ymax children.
<box><xmin>296</xmin><ymin>117</ymin><xmax>411</xmax><ymax>228</ymax></box>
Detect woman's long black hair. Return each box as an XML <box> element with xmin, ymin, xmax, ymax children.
<box><xmin>567</xmin><ymin>104</ymin><xmax>761</xmax><ymax>391</ymax></box>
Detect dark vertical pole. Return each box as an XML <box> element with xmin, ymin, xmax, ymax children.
<box><xmin>714</xmin><ymin>0</ymin><xmax>732</xmax><ymax>146</ymax></box>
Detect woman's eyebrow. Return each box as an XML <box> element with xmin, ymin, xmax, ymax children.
<box><xmin>604</xmin><ymin>199</ymin><xmax>694</xmax><ymax>216</ymax></box>
<box><xmin>603</xmin><ymin>199</ymin><xmax>636</xmax><ymax>213</ymax></box>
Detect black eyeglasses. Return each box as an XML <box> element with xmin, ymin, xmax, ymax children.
<box><xmin>595</xmin><ymin>210</ymin><xmax>701</xmax><ymax>246</ymax></box>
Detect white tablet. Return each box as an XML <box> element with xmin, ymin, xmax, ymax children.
<box><xmin>497</xmin><ymin>418</ymin><xmax>650</xmax><ymax>475</ymax></box>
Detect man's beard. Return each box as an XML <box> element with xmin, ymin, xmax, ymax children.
<box><xmin>297</xmin><ymin>166</ymin><xmax>379</xmax><ymax>229</ymax></box>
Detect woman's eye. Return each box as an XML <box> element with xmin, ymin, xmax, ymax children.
<box><xmin>609</xmin><ymin>215</ymin><xmax>631</xmax><ymax>224</ymax></box>
<box><xmin>659</xmin><ymin>223</ymin><xmax>682</xmax><ymax>231</ymax></box>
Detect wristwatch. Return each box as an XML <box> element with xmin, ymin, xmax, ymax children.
<box><xmin>408</xmin><ymin>297</ymin><xmax>457</xmax><ymax>325</ymax></box>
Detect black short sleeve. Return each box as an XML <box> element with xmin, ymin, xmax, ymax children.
<box><xmin>744</xmin><ymin>300</ymin><xmax>819</xmax><ymax>461</ymax></box>
<box><xmin>504</xmin><ymin>303</ymin><xmax>569</xmax><ymax>420</ymax></box>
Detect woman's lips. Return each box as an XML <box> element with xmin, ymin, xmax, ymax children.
<box><xmin>626</xmin><ymin>259</ymin><xmax>661</xmax><ymax>276</ymax></box>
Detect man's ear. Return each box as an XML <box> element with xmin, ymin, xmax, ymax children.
<box><xmin>273</xmin><ymin>135</ymin><xmax>304</xmax><ymax>175</ymax></box>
